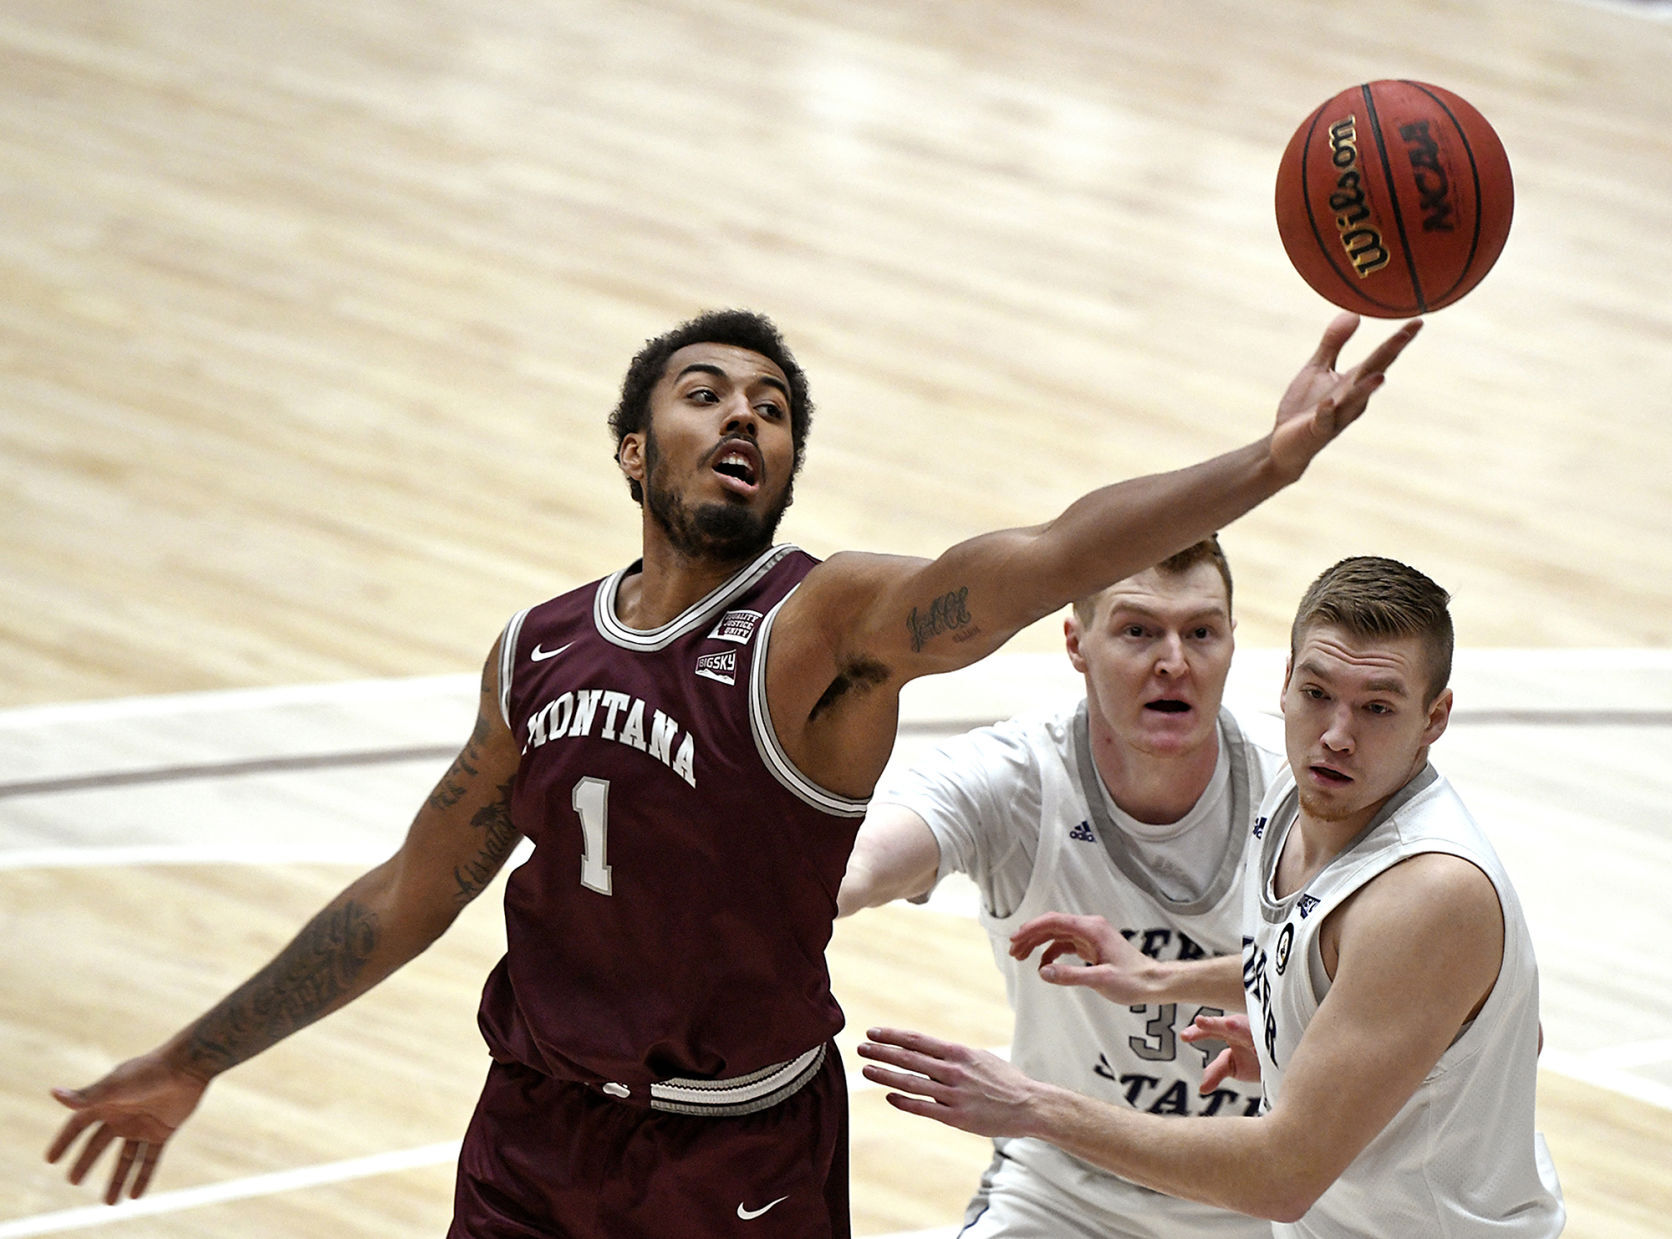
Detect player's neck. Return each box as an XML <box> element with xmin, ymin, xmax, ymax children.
<box><xmin>1278</xmin><ymin>806</ymin><xmax>1378</xmax><ymax>898</ymax></box>
<box><xmin>1090</xmin><ymin>725</ymin><xmax>1220</xmax><ymax>826</ymax></box>
<box><xmin>618</xmin><ymin>531</ymin><xmax>768</xmax><ymax>629</ymax></box>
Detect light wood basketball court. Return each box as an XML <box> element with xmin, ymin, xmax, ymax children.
<box><xmin>2</xmin><ymin>1</ymin><xmax>1670</xmax><ymax>1236</ymax></box>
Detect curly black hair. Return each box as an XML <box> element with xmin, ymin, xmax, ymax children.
<box><xmin>609</xmin><ymin>309</ymin><xmax>814</xmax><ymax>502</ymax></box>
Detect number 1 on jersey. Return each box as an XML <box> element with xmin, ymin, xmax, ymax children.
<box><xmin>572</xmin><ymin>777</ymin><xmax>613</xmax><ymax>895</ymax></box>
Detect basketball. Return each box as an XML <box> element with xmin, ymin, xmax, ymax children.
<box><xmin>1274</xmin><ymin>80</ymin><xmax>1513</xmax><ymax>316</ymax></box>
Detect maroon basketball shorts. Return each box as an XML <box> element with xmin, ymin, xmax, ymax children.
<box><xmin>448</xmin><ymin>1045</ymin><xmax>850</xmax><ymax>1238</ymax></box>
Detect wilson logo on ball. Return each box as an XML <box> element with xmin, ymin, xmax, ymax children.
<box><xmin>1276</xmin><ymin>80</ymin><xmax>1514</xmax><ymax>316</ymax></box>
<box><xmin>1326</xmin><ymin>114</ymin><xmax>1391</xmax><ymax>278</ymax></box>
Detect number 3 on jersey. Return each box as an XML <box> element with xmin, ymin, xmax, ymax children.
<box><xmin>572</xmin><ymin>777</ymin><xmax>613</xmax><ymax>895</ymax></box>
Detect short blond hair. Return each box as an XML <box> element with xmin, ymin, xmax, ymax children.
<box><xmin>1290</xmin><ymin>556</ymin><xmax>1454</xmax><ymax>703</ymax></box>
<box><xmin>1073</xmin><ymin>536</ymin><xmax>1233</xmax><ymax>624</ymax></box>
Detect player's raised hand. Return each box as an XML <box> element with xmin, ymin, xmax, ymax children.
<box><xmin>1008</xmin><ymin>912</ymin><xmax>1157</xmax><ymax>1004</ymax></box>
<box><xmin>46</xmin><ymin>1050</ymin><xmax>209</xmax><ymax>1204</ymax></box>
<box><xmin>1269</xmin><ymin>314</ymin><xmax>1422</xmax><ymax>480</ymax></box>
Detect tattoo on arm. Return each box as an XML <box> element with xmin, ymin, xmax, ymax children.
<box><xmin>185</xmin><ymin>900</ymin><xmax>381</xmax><ymax>1075</ymax></box>
<box><xmin>428</xmin><ymin>713</ymin><xmax>490</xmax><ymax>810</ymax></box>
<box><xmin>454</xmin><ymin>778</ymin><xmax>520</xmax><ymax>904</ymax></box>
<box><xmin>906</xmin><ymin>587</ymin><xmax>974</xmax><ymax>652</ymax></box>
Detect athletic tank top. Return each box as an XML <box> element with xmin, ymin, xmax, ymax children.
<box><xmin>1244</xmin><ymin>765</ymin><xmax>1565</xmax><ymax>1237</ymax></box>
<box><xmin>479</xmin><ymin>544</ymin><xmax>868</xmax><ymax>1087</ymax></box>
<box><xmin>883</xmin><ymin>704</ymin><xmax>1281</xmax><ymax>1234</ymax></box>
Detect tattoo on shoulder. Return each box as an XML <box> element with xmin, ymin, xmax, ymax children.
<box><xmin>906</xmin><ymin>587</ymin><xmax>974</xmax><ymax>652</ymax></box>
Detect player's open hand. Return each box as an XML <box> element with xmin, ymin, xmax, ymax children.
<box><xmin>46</xmin><ymin>1052</ymin><xmax>209</xmax><ymax>1204</ymax></box>
<box><xmin>1181</xmin><ymin>1010</ymin><xmax>1262</xmax><ymax>1093</ymax></box>
<box><xmin>1008</xmin><ymin>911</ymin><xmax>1157</xmax><ymax>1004</ymax></box>
<box><xmin>1269</xmin><ymin>314</ymin><xmax>1422</xmax><ymax>480</ymax></box>
<box><xmin>857</xmin><ymin>1027</ymin><xmax>1042</xmax><ymax>1138</ymax></box>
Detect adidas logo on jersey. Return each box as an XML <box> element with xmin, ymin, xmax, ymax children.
<box><xmin>1297</xmin><ymin>894</ymin><xmax>1322</xmax><ymax>919</ymax></box>
<box><xmin>1252</xmin><ymin>814</ymin><xmax>1268</xmax><ymax>839</ymax></box>
<box><xmin>1069</xmin><ymin>819</ymin><xmax>1096</xmax><ymax>842</ymax></box>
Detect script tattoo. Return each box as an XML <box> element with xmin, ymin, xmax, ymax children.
<box><xmin>454</xmin><ymin>778</ymin><xmax>520</xmax><ymax>904</ymax></box>
<box><xmin>906</xmin><ymin>587</ymin><xmax>973</xmax><ymax>652</ymax></box>
<box><xmin>185</xmin><ymin>900</ymin><xmax>380</xmax><ymax>1074</ymax></box>
<box><xmin>429</xmin><ymin>711</ymin><xmax>490</xmax><ymax>810</ymax></box>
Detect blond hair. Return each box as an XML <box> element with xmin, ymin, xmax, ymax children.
<box><xmin>1290</xmin><ymin>556</ymin><xmax>1454</xmax><ymax>703</ymax></box>
<box><xmin>1072</xmin><ymin>535</ymin><xmax>1232</xmax><ymax>624</ymax></box>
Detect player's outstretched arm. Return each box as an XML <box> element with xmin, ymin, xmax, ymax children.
<box><xmin>808</xmin><ymin>315</ymin><xmax>1421</xmax><ymax>686</ymax></box>
<box><xmin>837</xmin><ymin>803</ymin><xmax>941</xmax><ymax>916</ymax></box>
<box><xmin>45</xmin><ymin>642</ymin><xmax>525</xmax><ymax>1205</ymax></box>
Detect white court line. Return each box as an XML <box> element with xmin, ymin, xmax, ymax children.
<box><xmin>0</xmin><ymin>674</ymin><xmax>476</xmax><ymax>729</ymax></box>
<box><xmin>0</xmin><ymin>845</ymin><xmax>393</xmax><ymax>872</ymax></box>
<box><xmin>1594</xmin><ymin>1036</ymin><xmax>1672</xmax><ymax>1069</ymax></box>
<box><xmin>0</xmin><ymin>1142</ymin><xmax>460</xmax><ymax>1239</ymax></box>
<box><xmin>1541</xmin><ymin>1048</ymin><xmax>1672</xmax><ymax>1113</ymax></box>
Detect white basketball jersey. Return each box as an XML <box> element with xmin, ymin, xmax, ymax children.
<box><xmin>880</xmin><ymin>703</ymin><xmax>1283</xmax><ymax>1236</ymax></box>
<box><xmin>1244</xmin><ymin>765</ymin><xmax>1565</xmax><ymax>1238</ymax></box>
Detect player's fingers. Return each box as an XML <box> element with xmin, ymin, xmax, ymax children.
<box><xmin>1351</xmin><ymin>317</ymin><xmax>1423</xmax><ymax>378</ymax></box>
<box><xmin>1010</xmin><ymin>912</ymin><xmax>1101</xmax><ymax>955</ymax></box>
<box><xmin>860</xmin><ymin>1062</ymin><xmax>943</xmax><ymax>1096</ymax></box>
<box><xmin>1037</xmin><ymin>940</ymin><xmax>1089</xmax><ymax>969</ymax></box>
<box><xmin>1199</xmin><ymin>1049</ymin><xmax>1235</xmax><ymax>1094</ymax></box>
<box><xmin>131</xmin><ymin>1142</ymin><xmax>163</xmax><ymax>1199</ymax></box>
<box><xmin>107</xmin><ymin>1141</ymin><xmax>143</xmax><ymax>1206</ymax></box>
<box><xmin>45</xmin><ymin>1108</ymin><xmax>97</xmax><ymax>1164</ymax></box>
<box><xmin>1037</xmin><ymin>961</ymin><xmax>1109</xmax><ymax>990</ymax></box>
<box><xmin>1308</xmin><ymin>312</ymin><xmax>1362</xmax><ymax>370</ymax></box>
<box><xmin>1330</xmin><ymin>372</ymin><xmax>1388</xmax><ymax>431</ymax></box>
<box><xmin>1182</xmin><ymin>1013</ymin><xmax>1236</xmax><ymax>1039</ymax></box>
<box><xmin>883</xmin><ymin>1089</ymin><xmax>954</xmax><ymax>1124</ymax></box>
<box><xmin>861</xmin><ymin>1026</ymin><xmax>959</xmax><ymax>1063</ymax></box>
<box><xmin>68</xmin><ymin>1125</ymin><xmax>117</xmax><ymax>1186</ymax></box>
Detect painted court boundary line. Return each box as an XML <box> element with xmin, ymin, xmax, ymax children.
<box><xmin>0</xmin><ymin>1142</ymin><xmax>460</xmax><ymax>1238</ymax></box>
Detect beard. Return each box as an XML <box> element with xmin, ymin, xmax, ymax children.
<box><xmin>642</xmin><ymin>431</ymin><xmax>793</xmax><ymax>562</ymax></box>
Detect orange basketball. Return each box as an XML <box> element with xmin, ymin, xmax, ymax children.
<box><xmin>1275</xmin><ymin>81</ymin><xmax>1513</xmax><ymax>316</ymax></box>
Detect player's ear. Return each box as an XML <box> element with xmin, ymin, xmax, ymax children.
<box><xmin>1064</xmin><ymin>613</ymin><xmax>1089</xmax><ymax>673</ymax></box>
<box><xmin>1421</xmin><ymin>687</ymin><xmax>1453</xmax><ymax>747</ymax></box>
<box><xmin>618</xmin><ymin>433</ymin><xmax>646</xmax><ymax>486</ymax></box>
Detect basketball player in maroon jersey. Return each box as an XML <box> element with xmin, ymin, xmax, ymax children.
<box><xmin>46</xmin><ymin>308</ymin><xmax>1419</xmax><ymax>1237</ymax></box>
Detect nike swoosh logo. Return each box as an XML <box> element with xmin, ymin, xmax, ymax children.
<box><xmin>529</xmin><ymin>642</ymin><xmax>574</xmax><ymax>662</ymax></box>
<box><xmin>736</xmin><ymin>1196</ymin><xmax>788</xmax><ymax>1220</ymax></box>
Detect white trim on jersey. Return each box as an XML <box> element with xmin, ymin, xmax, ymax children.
<box><xmin>646</xmin><ymin>1043</ymin><xmax>827</xmax><ymax>1116</ymax></box>
<box><xmin>746</xmin><ymin>592</ymin><xmax>869</xmax><ymax>819</ymax></box>
<box><xmin>497</xmin><ymin>607</ymin><xmax>531</xmax><ymax>730</ymax></box>
<box><xmin>591</xmin><ymin>544</ymin><xmax>799</xmax><ymax>652</ymax></box>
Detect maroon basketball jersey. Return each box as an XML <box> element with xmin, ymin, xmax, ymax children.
<box><xmin>479</xmin><ymin>544</ymin><xmax>867</xmax><ymax>1089</ymax></box>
